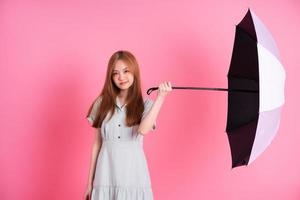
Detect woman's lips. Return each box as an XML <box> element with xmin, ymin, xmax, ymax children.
<box><xmin>120</xmin><ymin>81</ymin><xmax>128</xmax><ymax>85</ymax></box>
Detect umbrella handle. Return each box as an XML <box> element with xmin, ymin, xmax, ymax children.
<box><xmin>146</xmin><ymin>86</ymin><xmax>258</xmax><ymax>95</ymax></box>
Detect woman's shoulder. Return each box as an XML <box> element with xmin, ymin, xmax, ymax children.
<box><xmin>143</xmin><ymin>97</ymin><xmax>153</xmax><ymax>103</ymax></box>
<box><xmin>143</xmin><ymin>97</ymin><xmax>154</xmax><ymax>108</ymax></box>
<box><xmin>91</xmin><ymin>95</ymin><xmax>103</xmax><ymax>108</ymax></box>
<box><xmin>95</xmin><ymin>95</ymin><xmax>103</xmax><ymax>103</ymax></box>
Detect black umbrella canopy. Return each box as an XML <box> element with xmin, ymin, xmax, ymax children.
<box><xmin>226</xmin><ymin>9</ymin><xmax>260</xmax><ymax>167</ymax></box>
<box><xmin>227</xmin><ymin>9</ymin><xmax>285</xmax><ymax>168</ymax></box>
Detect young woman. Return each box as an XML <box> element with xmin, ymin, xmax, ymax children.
<box><xmin>83</xmin><ymin>50</ymin><xmax>172</xmax><ymax>200</ymax></box>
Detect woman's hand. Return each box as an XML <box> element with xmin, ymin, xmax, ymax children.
<box><xmin>83</xmin><ymin>184</ymin><xmax>93</xmax><ymax>200</ymax></box>
<box><xmin>157</xmin><ymin>81</ymin><xmax>172</xmax><ymax>98</ymax></box>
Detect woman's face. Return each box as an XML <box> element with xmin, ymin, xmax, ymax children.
<box><xmin>112</xmin><ymin>59</ymin><xmax>134</xmax><ymax>91</ymax></box>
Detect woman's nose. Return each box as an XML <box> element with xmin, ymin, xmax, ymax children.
<box><xmin>118</xmin><ymin>73</ymin><xmax>125</xmax><ymax>80</ymax></box>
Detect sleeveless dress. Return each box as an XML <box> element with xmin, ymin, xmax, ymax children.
<box><xmin>87</xmin><ymin>96</ymin><xmax>156</xmax><ymax>200</ymax></box>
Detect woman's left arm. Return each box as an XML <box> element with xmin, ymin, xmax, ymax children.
<box><xmin>138</xmin><ymin>81</ymin><xmax>172</xmax><ymax>135</ymax></box>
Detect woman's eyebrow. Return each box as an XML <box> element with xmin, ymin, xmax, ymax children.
<box><xmin>113</xmin><ymin>67</ymin><xmax>129</xmax><ymax>72</ymax></box>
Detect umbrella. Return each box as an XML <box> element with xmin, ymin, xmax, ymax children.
<box><xmin>147</xmin><ymin>9</ymin><xmax>286</xmax><ymax>168</ymax></box>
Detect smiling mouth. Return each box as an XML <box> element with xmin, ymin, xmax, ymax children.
<box><xmin>120</xmin><ymin>81</ymin><xmax>128</xmax><ymax>85</ymax></box>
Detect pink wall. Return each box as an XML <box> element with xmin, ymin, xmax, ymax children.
<box><xmin>1</xmin><ymin>0</ymin><xmax>299</xmax><ymax>199</ymax></box>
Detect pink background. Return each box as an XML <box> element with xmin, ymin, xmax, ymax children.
<box><xmin>1</xmin><ymin>0</ymin><xmax>299</xmax><ymax>199</ymax></box>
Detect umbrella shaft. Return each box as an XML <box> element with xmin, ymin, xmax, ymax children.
<box><xmin>147</xmin><ymin>86</ymin><xmax>258</xmax><ymax>95</ymax></box>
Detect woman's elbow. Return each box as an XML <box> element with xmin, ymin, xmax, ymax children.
<box><xmin>138</xmin><ymin>129</ymin><xmax>147</xmax><ymax>135</ymax></box>
<box><xmin>137</xmin><ymin>127</ymin><xmax>151</xmax><ymax>135</ymax></box>
<box><xmin>138</xmin><ymin>122</ymin><xmax>155</xmax><ymax>135</ymax></box>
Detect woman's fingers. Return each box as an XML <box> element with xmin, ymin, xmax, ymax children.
<box><xmin>162</xmin><ymin>81</ymin><xmax>172</xmax><ymax>91</ymax></box>
<box><xmin>158</xmin><ymin>81</ymin><xmax>172</xmax><ymax>96</ymax></box>
<box><xmin>167</xmin><ymin>81</ymin><xmax>172</xmax><ymax>90</ymax></box>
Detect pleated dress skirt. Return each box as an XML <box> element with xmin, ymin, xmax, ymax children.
<box><xmin>91</xmin><ymin>140</ymin><xmax>153</xmax><ymax>200</ymax></box>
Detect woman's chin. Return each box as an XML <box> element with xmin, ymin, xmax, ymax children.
<box><xmin>119</xmin><ymin>86</ymin><xmax>130</xmax><ymax>90</ymax></box>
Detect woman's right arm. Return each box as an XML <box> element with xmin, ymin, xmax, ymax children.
<box><xmin>84</xmin><ymin>129</ymin><xmax>102</xmax><ymax>199</ymax></box>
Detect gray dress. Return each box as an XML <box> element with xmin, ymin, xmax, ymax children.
<box><xmin>87</xmin><ymin>96</ymin><xmax>156</xmax><ymax>200</ymax></box>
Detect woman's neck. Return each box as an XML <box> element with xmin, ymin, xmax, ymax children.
<box><xmin>118</xmin><ymin>90</ymin><xmax>128</xmax><ymax>103</ymax></box>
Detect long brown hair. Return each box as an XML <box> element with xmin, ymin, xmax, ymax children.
<box><xmin>86</xmin><ymin>50</ymin><xmax>145</xmax><ymax>128</ymax></box>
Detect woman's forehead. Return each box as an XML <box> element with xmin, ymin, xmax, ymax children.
<box><xmin>113</xmin><ymin>60</ymin><xmax>130</xmax><ymax>71</ymax></box>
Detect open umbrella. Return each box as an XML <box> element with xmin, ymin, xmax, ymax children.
<box><xmin>147</xmin><ymin>9</ymin><xmax>286</xmax><ymax>168</ymax></box>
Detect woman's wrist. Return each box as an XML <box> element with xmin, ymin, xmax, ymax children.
<box><xmin>87</xmin><ymin>180</ymin><xmax>93</xmax><ymax>187</ymax></box>
<box><xmin>156</xmin><ymin>94</ymin><xmax>167</xmax><ymax>101</ymax></box>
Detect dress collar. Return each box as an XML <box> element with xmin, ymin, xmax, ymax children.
<box><xmin>115</xmin><ymin>96</ymin><xmax>127</xmax><ymax>110</ymax></box>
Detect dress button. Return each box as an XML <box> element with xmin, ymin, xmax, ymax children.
<box><xmin>118</xmin><ymin>124</ymin><xmax>121</xmax><ymax>127</ymax></box>
<box><xmin>118</xmin><ymin>136</ymin><xmax>121</xmax><ymax>139</ymax></box>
